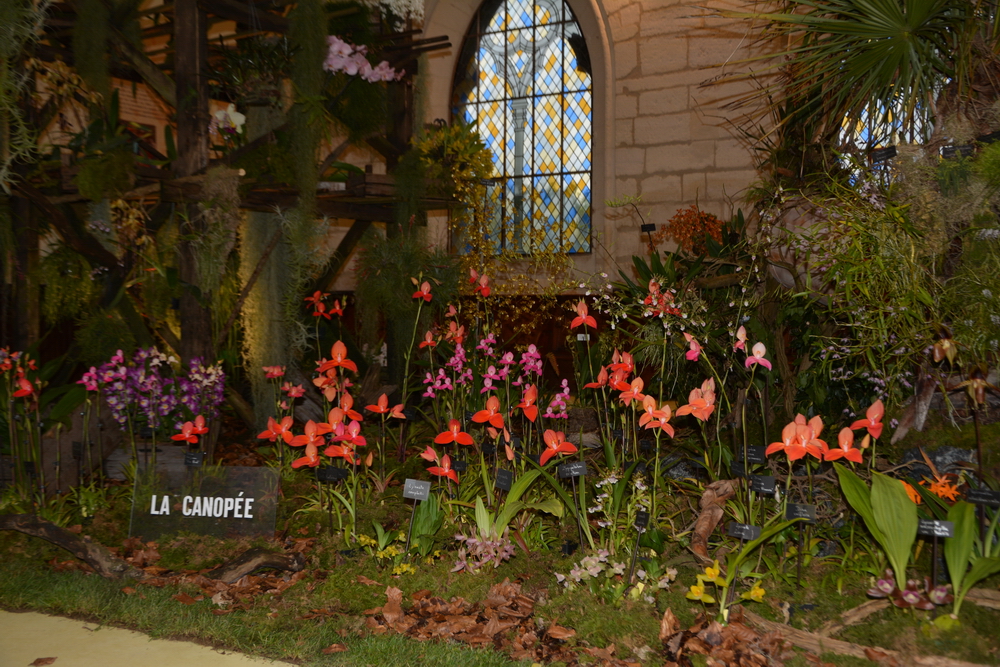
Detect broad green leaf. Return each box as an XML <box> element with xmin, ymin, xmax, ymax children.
<box><xmin>475</xmin><ymin>496</ymin><xmax>492</xmax><ymax>537</ymax></box>
<box><xmin>526</xmin><ymin>497</ymin><xmax>564</xmax><ymax>517</ymax></box>
<box><xmin>871</xmin><ymin>471</ymin><xmax>918</xmax><ymax>589</ymax></box>
<box><xmin>834</xmin><ymin>463</ymin><xmax>885</xmax><ymax>545</ymax></box>
<box><xmin>726</xmin><ymin>519</ymin><xmax>801</xmax><ymax>583</ymax></box>
<box><xmin>945</xmin><ymin>501</ymin><xmax>976</xmax><ymax>595</ymax></box>
<box><xmin>958</xmin><ymin>557</ymin><xmax>1000</xmax><ymax>608</ymax></box>
<box><xmin>507</xmin><ymin>470</ymin><xmax>540</xmax><ymax>505</ymax></box>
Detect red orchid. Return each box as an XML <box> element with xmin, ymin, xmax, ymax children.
<box><xmin>419</xmin><ymin>445</ymin><xmax>438</xmax><ymax>461</ymax></box>
<box><xmin>326</xmin><ymin>407</ymin><xmax>346</xmax><ymax>430</ymax></box>
<box><xmin>304</xmin><ymin>290</ymin><xmax>329</xmax><ymax>308</ymax></box>
<box><xmin>329</xmin><ymin>299</ymin><xmax>344</xmax><ymax>316</ymax></box>
<box><xmin>289</xmin><ymin>419</ymin><xmax>333</xmax><ymax>448</ymax></box>
<box><xmin>744</xmin><ymin>342</ymin><xmax>772</xmax><ymax>371</ymax></box>
<box><xmin>734</xmin><ymin>325</ymin><xmax>747</xmax><ymax>352</ymax></box>
<box><xmin>615</xmin><ymin>377</ymin><xmax>645</xmax><ymax>406</ymax></box>
<box><xmin>258</xmin><ymin>416</ymin><xmax>294</xmax><ymax>443</ymax></box>
<box><xmin>825</xmin><ymin>427</ymin><xmax>863</xmax><ymax>463</ymax></box>
<box><xmin>850</xmin><ymin>400</ymin><xmax>884</xmax><ymax>440</ymax></box>
<box><xmin>515</xmin><ymin>384</ymin><xmax>539</xmax><ymax>422</ymax></box>
<box><xmin>475</xmin><ymin>274</ymin><xmax>491</xmax><ymax>297</ymax></box>
<box><xmin>366</xmin><ymin>393</ymin><xmax>405</xmax><ymax>418</ymax></box>
<box><xmin>419</xmin><ymin>331</ymin><xmax>437</xmax><ymax>349</ymax></box>
<box><xmin>472</xmin><ymin>395</ymin><xmax>504</xmax><ymax>429</ymax></box>
<box><xmin>486</xmin><ymin>426</ymin><xmax>511</xmax><ymax>443</ymax></box>
<box><xmin>584</xmin><ymin>366</ymin><xmax>608</xmax><ymax>389</ymax></box>
<box><xmin>313</xmin><ymin>370</ymin><xmax>339</xmax><ymax>402</ymax></box>
<box><xmin>540</xmin><ymin>429</ymin><xmax>577</xmax><ymax>465</ymax></box>
<box><xmin>334</xmin><ymin>420</ymin><xmax>367</xmax><ymax>448</ymax></box>
<box><xmin>312</xmin><ymin>302</ymin><xmax>332</xmax><ymax>320</ymax></box>
<box><xmin>12</xmin><ymin>375</ymin><xmax>34</xmax><ymax>398</ymax></box>
<box><xmin>324</xmin><ymin>442</ymin><xmax>356</xmax><ymax>465</ymax></box>
<box><xmin>644</xmin><ymin>403</ymin><xmax>675</xmax><ymax>437</ymax></box>
<box><xmin>192</xmin><ymin>415</ymin><xmax>209</xmax><ymax>435</ymax></box>
<box><xmin>608</xmin><ymin>350</ymin><xmax>633</xmax><ymax>376</ymax></box>
<box><xmin>172</xmin><ymin>421</ymin><xmax>201</xmax><ymax>444</ymax></box>
<box><xmin>637</xmin><ymin>395</ymin><xmax>662</xmax><ymax>427</ymax></box>
<box><xmin>683</xmin><ymin>333</ymin><xmax>701</xmax><ymax>361</ymax></box>
<box><xmin>428</xmin><ymin>454</ymin><xmax>459</xmax><ymax>483</ymax></box>
<box><xmin>434</xmin><ymin>419</ymin><xmax>474</xmax><ymax>445</ymax></box>
<box><xmin>291</xmin><ymin>442</ymin><xmax>321</xmax><ymax>468</ymax></box>
<box><xmin>445</xmin><ymin>304</ymin><xmax>458</xmax><ymax>318</ymax></box>
<box><xmin>263</xmin><ymin>365</ymin><xmax>285</xmax><ymax>378</ymax></box>
<box><xmin>282</xmin><ymin>382</ymin><xmax>306</xmax><ymax>398</ymax></box>
<box><xmin>340</xmin><ymin>393</ymin><xmax>364</xmax><ymax>421</ymax></box>
<box><xmin>675</xmin><ymin>378</ymin><xmax>716</xmax><ymax>421</ymax></box>
<box><xmin>765</xmin><ymin>415</ymin><xmax>826</xmax><ymax>461</ymax></box>
<box><xmin>446</xmin><ymin>321</ymin><xmax>466</xmax><ymax>345</ymax></box>
<box><xmin>317</xmin><ymin>341</ymin><xmax>358</xmax><ymax>374</ymax></box>
<box><xmin>412</xmin><ymin>281</ymin><xmax>433</xmax><ymax>302</ymax></box>
<box><xmin>570</xmin><ymin>300</ymin><xmax>597</xmax><ymax>329</ymax></box>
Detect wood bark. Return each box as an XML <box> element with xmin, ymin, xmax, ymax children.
<box><xmin>205</xmin><ymin>547</ymin><xmax>306</xmax><ymax>584</ymax></box>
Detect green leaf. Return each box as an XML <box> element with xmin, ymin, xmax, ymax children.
<box><xmin>726</xmin><ymin>519</ymin><xmax>801</xmax><ymax>585</ymax></box>
<box><xmin>958</xmin><ymin>557</ymin><xmax>1000</xmax><ymax>604</ymax></box>
<box><xmin>525</xmin><ymin>497</ymin><xmax>564</xmax><ymax>517</ymax></box>
<box><xmin>871</xmin><ymin>471</ymin><xmax>918</xmax><ymax>589</ymax></box>
<box><xmin>945</xmin><ymin>501</ymin><xmax>976</xmax><ymax>596</ymax></box>
<box><xmin>46</xmin><ymin>385</ymin><xmax>87</xmax><ymax>423</ymax></box>
<box><xmin>834</xmin><ymin>463</ymin><xmax>886</xmax><ymax>545</ymax></box>
<box><xmin>475</xmin><ymin>496</ymin><xmax>492</xmax><ymax>538</ymax></box>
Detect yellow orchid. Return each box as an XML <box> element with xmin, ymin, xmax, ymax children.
<box><xmin>686</xmin><ymin>582</ymin><xmax>715</xmax><ymax>604</ymax></box>
<box><xmin>700</xmin><ymin>560</ymin><xmax>727</xmax><ymax>586</ymax></box>
<box><xmin>741</xmin><ymin>583</ymin><xmax>765</xmax><ymax>603</ymax></box>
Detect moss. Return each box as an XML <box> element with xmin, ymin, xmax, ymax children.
<box><xmin>75</xmin><ymin>149</ymin><xmax>135</xmax><ymax>201</ymax></box>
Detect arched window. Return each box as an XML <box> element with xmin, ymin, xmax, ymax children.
<box><xmin>452</xmin><ymin>0</ymin><xmax>592</xmax><ymax>254</ymax></box>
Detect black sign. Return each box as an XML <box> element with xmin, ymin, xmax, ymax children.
<box><xmin>942</xmin><ymin>145</ymin><xmax>974</xmax><ymax>159</ymax></box>
<box><xmin>750</xmin><ymin>475</ymin><xmax>776</xmax><ymax>495</ymax></box>
<box><xmin>640</xmin><ymin>223</ymin><xmax>656</xmax><ymax>233</ymax></box>
<box><xmin>731</xmin><ymin>460</ymin><xmax>747</xmax><ymax>478</ymax></box>
<box><xmin>576</xmin><ymin>333</ymin><xmax>591</xmax><ymax>342</ymax></box>
<box><xmin>727</xmin><ymin>522</ymin><xmax>761</xmax><ymax>541</ymax></box>
<box><xmin>918</xmin><ymin>519</ymin><xmax>954</xmax><ymax>538</ymax></box>
<box><xmin>785</xmin><ymin>503</ymin><xmax>816</xmax><ymax>523</ymax></box>
<box><xmin>316</xmin><ymin>467</ymin><xmax>348</xmax><ymax>482</ymax></box>
<box><xmin>978</xmin><ymin>131</ymin><xmax>1000</xmax><ymax>145</ymax></box>
<box><xmin>402</xmin><ymin>478</ymin><xmax>431</xmax><ymax>501</ymax></box>
<box><xmin>870</xmin><ymin>146</ymin><xmax>897</xmax><ymax>162</ymax></box>
<box><xmin>610</xmin><ymin>429</ymin><xmax>623</xmax><ymax>439</ymax></box>
<box><xmin>639</xmin><ymin>440</ymin><xmax>654</xmax><ymax>453</ymax></box>
<box><xmin>184</xmin><ymin>452</ymin><xmax>205</xmax><ymax>467</ymax></box>
<box><xmin>451</xmin><ymin>459</ymin><xmax>468</xmax><ymax>473</ymax></box>
<box><xmin>966</xmin><ymin>488</ymin><xmax>1000</xmax><ymax>508</ymax></box>
<box><xmin>558</xmin><ymin>461</ymin><xmax>588</xmax><ymax>478</ymax></box>
<box><xmin>735</xmin><ymin>446</ymin><xmax>766</xmax><ymax>464</ymax></box>
<box><xmin>634</xmin><ymin>510</ymin><xmax>649</xmax><ymax>529</ymax></box>
<box><xmin>495</xmin><ymin>469</ymin><xmax>513</xmax><ymax>492</ymax></box>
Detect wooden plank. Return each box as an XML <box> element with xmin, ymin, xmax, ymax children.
<box><xmin>315</xmin><ymin>219</ymin><xmax>372</xmax><ymax>292</ymax></box>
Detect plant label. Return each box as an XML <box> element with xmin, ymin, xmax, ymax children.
<box><xmin>735</xmin><ymin>446</ymin><xmax>766</xmax><ymax>464</ymax></box>
<box><xmin>316</xmin><ymin>467</ymin><xmax>348</xmax><ymax>483</ymax></box>
<box><xmin>634</xmin><ymin>510</ymin><xmax>649</xmax><ymax>529</ymax></box>
<box><xmin>918</xmin><ymin>519</ymin><xmax>954</xmax><ymax>538</ymax></box>
<box><xmin>184</xmin><ymin>452</ymin><xmax>204</xmax><ymax>467</ymax></box>
<box><xmin>942</xmin><ymin>145</ymin><xmax>974</xmax><ymax>159</ymax></box>
<box><xmin>727</xmin><ymin>522</ymin><xmax>761</xmax><ymax>541</ymax></box>
<box><xmin>610</xmin><ymin>429</ymin><xmax>623</xmax><ymax>439</ymax></box>
<box><xmin>451</xmin><ymin>459</ymin><xmax>468</xmax><ymax>473</ymax></box>
<box><xmin>495</xmin><ymin>469</ymin><xmax>513</xmax><ymax>492</ymax></box>
<box><xmin>576</xmin><ymin>333</ymin><xmax>591</xmax><ymax>342</ymax></box>
<box><xmin>558</xmin><ymin>461</ymin><xmax>588</xmax><ymax>478</ymax></box>
<box><xmin>870</xmin><ymin>145</ymin><xmax>897</xmax><ymax>162</ymax></box>
<box><xmin>966</xmin><ymin>489</ymin><xmax>1000</xmax><ymax>508</ymax></box>
<box><xmin>785</xmin><ymin>503</ymin><xmax>816</xmax><ymax>523</ymax></box>
<box><xmin>639</xmin><ymin>440</ymin><xmax>654</xmax><ymax>452</ymax></box>
<box><xmin>730</xmin><ymin>460</ymin><xmax>747</xmax><ymax>478</ymax></box>
<box><xmin>402</xmin><ymin>478</ymin><xmax>431</xmax><ymax>501</ymax></box>
<box><xmin>750</xmin><ymin>475</ymin><xmax>776</xmax><ymax>495</ymax></box>
<box><xmin>640</xmin><ymin>223</ymin><xmax>656</xmax><ymax>233</ymax></box>
<box><xmin>481</xmin><ymin>443</ymin><xmax>497</xmax><ymax>456</ymax></box>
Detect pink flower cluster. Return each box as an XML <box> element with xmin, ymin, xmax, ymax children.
<box><xmin>324</xmin><ymin>36</ymin><xmax>403</xmax><ymax>83</ymax></box>
<box><xmin>543</xmin><ymin>378</ymin><xmax>571</xmax><ymax>419</ymax></box>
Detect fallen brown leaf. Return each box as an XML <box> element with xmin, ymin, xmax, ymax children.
<box><xmin>172</xmin><ymin>592</ymin><xmax>199</xmax><ymax>605</ymax></box>
<box><xmin>546</xmin><ymin>624</ymin><xmax>576</xmax><ymax>640</ymax></box>
<box><xmin>659</xmin><ymin>608</ymin><xmax>679</xmax><ymax>642</ymax></box>
<box><xmin>29</xmin><ymin>659</ymin><xmax>56</xmax><ymax>666</ymax></box>
<box><xmin>382</xmin><ymin>586</ymin><xmax>404</xmax><ymax>625</ymax></box>
<box><xmin>321</xmin><ymin>643</ymin><xmax>348</xmax><ymax>654</ymax></box>
<box><xmin>121</xmin><ymin>587</ymin><xmax>137</xmax><ymax>595</ymax></box>
<box><xmin>355</xmin><ymin>575</ymin><xmax>382</xmax><ymax>586</ymax></box>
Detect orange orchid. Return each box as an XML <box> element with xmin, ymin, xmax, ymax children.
<box><xmin>192</xmin><ymin>415</ymin><xmax>209</xmax><ymax>435</ymax></box>
<box><xmin>339</xmin><ymin>392</ymin><xmax>364</xmax><ymax>422</ymax></box>
<box><xmin>824</xmin><ymin>427</ymin><xmax>863</xmax><ymax>464</ymax></box>
<box><xmin>472</xmin><ymin>395</ymin><xmax>505</xmax><ymax>429</ymax></box>
<box><xmin>412</xmin><ymin>281</ymin><xmax>433</xmax><ymax>302</ymax></box>
<box><xmin>419</xmin><ymin>331</ymin><xmax>437</xmax><ymax>349</ymax></box>
<box><xmin>765</xmin><ymin>414</ymin><xmax>826</xmax><ymax>461</ymax></box>
<box><xmin>515</xmin><ymin>384</ymin><xmax>539</xmax><ymax>422</ymax></box>
<box><xmin>428</xmin><ymin>453</ymin><xmax>459</xmax><ymax>483</ymax></box>
<box><xmin>902</xmin><ymin>481</ymin><xmax>922</xmax><ymax>504</ymax></box>
<box><xmin>608</xmin><ymin>350</ymin><xmax>633</xmax><ymax>376</ymax></box>
<box><xmin>171</xmin><ymin>421</ymin><xmax>201</xmax><ymax>444</ymax></box>
<box><xmin>615</xmin><ymin>377</ymin><xmax>645</xmax><ymax>406</ymax></box>
<box><xmin>291</xmin><ymin>442</ymin><xmax>321</xmax><ymax>468</ymax></box>
<box><xmin>475</xmin><ymin>273</ymin><xmax>491</xmax><ymax>297</ymax></box>
<box><xmin>324</xmin><ymin>442</ymin><xmax>356</xmax><ymax>465</ymax></box>
<box><xmin>13</xmin><ymin>375</ymin><xmax>34</xmax><ymax>398</ymax></box>
<box><xmin>434</xmin><ymin>419</ymin><xmax>474</xmax><ymax>445</ymax></box>
<box><xmin>540</xmin><ymin>429</ymin><xmax>577</xmax><ymax>465</ymax></box>
<box><xmin>262</xmin><ymin>365</ymin><xmax>285</xmax><ymax>379</ymax></box>
<box><xmin>313</xmin><ymin>370</ymin><xmax>339</xmax><ymax>402</ymax></box>
<box><xmin>923</xmin><ymin>474</ymin><xmax>961</xmax><ymax>502</ymax></box>
<box><xmin>333</xmin><ymin>420</ymin><xmax>367</xmax><ymax>448</ymax></box>
<box><xmin>317</xmin><ymin>341</ymin><xmax>358</xmax><ymax>374</ymax></box>
<box><xmin>583</xmin><ymin>366</ymin><xmax>608</xmax><ymax>389</ymax></box>
<box><xmin>258</xmin><ymin>416</ymin><xmax>294</xmax><ymax>443</ymax></box>
<box><xmin>366</xmin><ymin>393</ymin><xmax>404</xmax><ymax>418</ymax></box>
<box><xmin>326</xmin><ymin>407</ymin><xmax>346</xmax><ymax>430</ymax></box>
<box><xmin>570</xmin><ymin>300</ymin><xmax>597</xmax><ymax>329</ymax></box>
<box><xmin>850</xmin><ymin>400</ymin><xmax>884</xmax><ymax>440</ymax></box>
<box><xmin>304</xmin><ymin>290</ymin><xmax>329</xmax><ymax>308</ymax></box>
<box><xmin>419</xmin><ymin>445</ymin><xmax>438</xmax><ymax>461</ymax></box>
<box><xmin>675</xmin><ymin>378</ymin><xmax>716</xmax><ymax>421</ymax></box>
<box><xmin>289</xmin><ymin>419</ymin><xmax>333</xmax><ymax>448</ymax></box>
<box><xmin>637</xmin><ymin>395</ymin><xmax>662</xmax><ymax>427</ymax></box>
<box><xmin>329</xmin><ymin>299</ymin><xmax>344</xmax><ymax>317</ymax></box>
<box><xmin>644</xmin><ymin>403</ymin><xmax>675</xmax><ymax>437</ymax></box>
<box><xmin>312</xmin><ymin>302</ymin><xmax>332</xmax><ymax>319</ymax></box>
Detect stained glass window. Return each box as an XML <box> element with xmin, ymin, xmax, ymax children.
<box><xmin>453</xmin><ymin>0</ymin><xmax>592</xmax><ymax>254</ymax></box>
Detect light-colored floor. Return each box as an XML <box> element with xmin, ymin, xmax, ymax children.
<box><xmin>0</xmin><ymin>611</ymin><xmax>293</xmax><ymax>667</ymax></box>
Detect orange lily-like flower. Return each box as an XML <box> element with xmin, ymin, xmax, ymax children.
<box><xmin>515</xmin><ymin>384</ymin><xmax>539</xmax><ymax>422</ymax></box>
<box><xmin>304</xmin><ymin>290</ymin><xmax>328</xmax><ymax>308</ymax></box>
<box><xmin>317</xmin><ymin>341</ymin><xmax>358</xmax><ymax>374</ymax></box>
<box><xmin>637</xmin><ymin>395</ymin><xmax>662</xmax><ymax>427</ymax></box>
<box><xmin>683</xmin><ymin>333</ymin><xmax>701</xmax><ymax>362</ymax></box>
<box><xmin>675</xmin><ymin>378</ymin><xmax>716</xmax><ymax>421</ymax></box>
<box><xmin>334</xmin><ymin>420</ymin><xmax>367</xmax><ymax>448</ymax></box>
<box><xmin>324</xmin><ymin>442</ymin><xmax>356</xmax><ymax>465</ymax></box>
<box><xmin>291</xmin><ymin>442</ymin><xmax>321</xmax><ymax>468</ymax></box>
<box><xmin>902</xmin><ymin>480</ymin><xmax>922</xmax><ymax>504</ymax></box>
<box><xmin>419</xmin><ymin>331</ymin><xmax>437</xmax><ymax>349</ymax></box>
<box><xmin>923</xmin><ymin>474</ymin><xmax>961</xmax><ymax>502</ymax></box>
<box><xmin>540</xmin><ymin>429</ymin><xmax>577</xmax><ymax>465</ymax></box>
<box><xmin>434</xmin><ymin>419</ymin><xmax>474</xmax><ymax>445</ymax></box>
<box><xmin>583</xmin><ymin>366</ymin><xmax>608</xmax><ymax>389</ymax></box>
<box><xmin>412</xmin><ymin>281</ymin><xmax>433</xmax><ymax>302</ymax></box>
<box><xmin>608</xmin><ymin>350</ymin><xmax>633</xmax><ymax>376</ymax></box>
<box><xmin>615</xmin><ymin>377</ymin><xmax>645</xmax><ymax>406</ymax></box>
<box><xmin>340</xmin><ymin>392</ymin><xmax>364</xmax><ymax>422</ymax></box>
<box><xmin>428</xmin><ymin>453</ymin><xmax>459</xmax><ymax>483</ymax></box>
<box><xmin>744</xmin><ymin>342</ymin><xmax>772</xmax><ymax>371</ymax></box>
<box><xmin>262</xmin><ymin>365</ymin><xmax>285</xmax><ymax>379</ymax></box>
<box><xmin>366</xmin><ymin>393</ymin><xmax>404</xmax><ymax>418</ymax></box>
<box><xmin>13</xmin><ymin>375</ymin><xmax>34</xmax><ymax>398</ymax></box>
<box><xmin>172</xmin><ymin>421</ymin><xmax>201</xmax><ymax>444</ymax></box>
<box><xmin>850</xmin><ymin>400</ymin><xmax>884</xmax><ymax>440</ymax></box>
<box><xmin>570</xmin><ymin>300</ymin><xmax>597</xmax><ymax>329</ymax></box>
<box><xmin>419</xmin><ymin>445</ymin><xmax>438</xmax><ymax>461</ymax></box>
<box><xmin>313</xmin><ymin>370</ymin><xmax>339</xmax><ymax>402</ymax></box>
<box><xmin>326</xmin><ymin>407</ymin><xmax>345</xmax><ymax>430</ymax></box>
<box><xmin>446</xmin><ymin>321</ymin><xmax>466</xmax><ymax>345</ymax></box>
<box><xmin>824</xmin><ymin>427</ymin><xmax>863</xmax><ymax>464</ymax></box>
<box><xmin>644</xmin><ymin>403</ymin><xmax>675</xmax><ymax>437</ymax></box>
<box><xmin>765</xmin><ymin>415</ymin><xmax>826</xmax><ymax>461</ymax></box>
<box><xmin>734</xmin><ymin>325</ymin><xmax>747</xmax><ymax>352</ymax></box>
<box><xmin>192</xmin><ymin>415</ymin><xmax>209</xmax><ymax>435</ymax></box>
<box><xmin>289</xmin><ymin>419</ymin><xmax>333</xmax><ymax>448</ymax></box>
<box><xmin>258</xmin><ymin>416</ymin><xmax>294</xmax><ymax>443</ymax></box>
<box><xmin>312</xmin><ymin>302</ymin><xmax>332</xmax><ymax>320</ymax></box>
<box><xmin>475</xmin><ymin>273</ymin><xmax>491</xmax><ymax>297</ymax></box>
<box><xmin>472</xmin><ymin>395</ymin><xmax>505</xmax><ymax>429</ymax></box>
<box><xmin>329</xmin><ymin>299</ymin><xmax>344</xmax><ymax>316</ymax></box>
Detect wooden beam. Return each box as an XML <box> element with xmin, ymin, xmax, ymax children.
<box><xmin>315</xmin><ymin>219</ymin><xmax>372</xmax><ymax>292</ymax></box>
<box><xmin>198</xmin><ymin>0</ymin><xmax>288</xmax><ymax>32</ymax></box>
